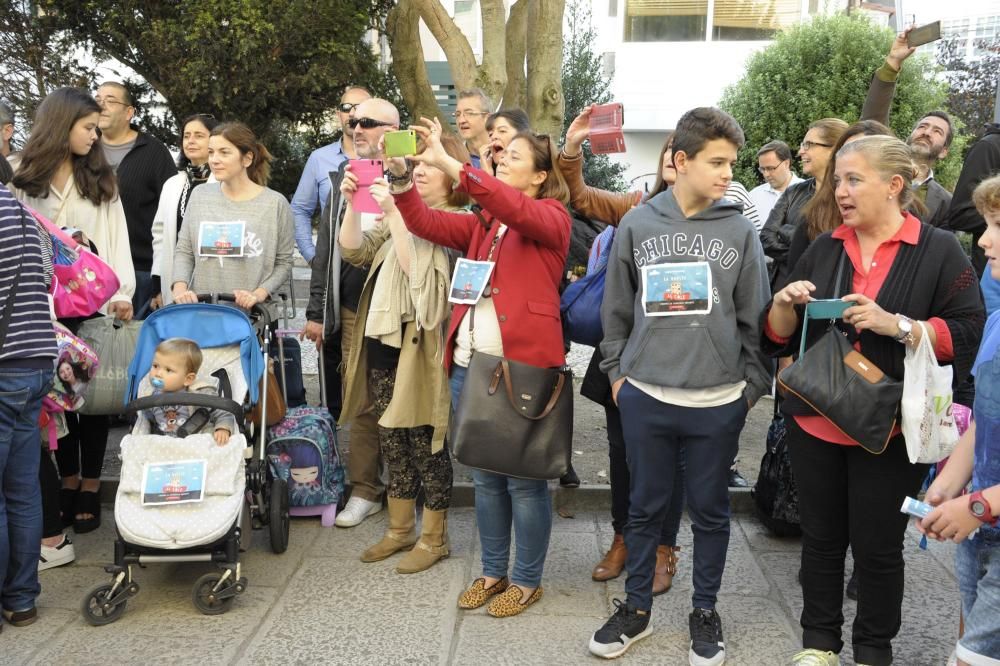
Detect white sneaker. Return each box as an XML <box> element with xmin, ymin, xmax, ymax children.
<box><xmin>39</xmin><ymin>534</ymin><xmax>75</xmax><ymax>571</ymax></box>
<box><xmin>335</xmin><ymin>496</ymin><xmax>382</xmax><ymax>527</ymax></box>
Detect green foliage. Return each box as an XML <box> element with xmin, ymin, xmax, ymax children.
<box><xmin>562</xmin><ymin>0</ymin><xmax>628</xmax><ymax>194</ymax></box>
<box><xmin>937</xmin><ymin>37</ymin><xmax>1000</xmax><ymax>141</ymax></box>
<box><xmin>43</xmin><ymin>0</ymin><xmax>382</xmax><ymax>195</ymax></box>
<box><xmin>720</xmin><ymin>14</ymin><xmax>958</xmax><ymax>190</ymax></box>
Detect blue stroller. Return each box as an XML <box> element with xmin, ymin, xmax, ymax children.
<box><xmin>81</xmin><ymin>298</ymin><xmax>290</xmax><ymax>625</ymax></box>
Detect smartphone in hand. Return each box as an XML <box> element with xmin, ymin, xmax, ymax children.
<box><xmin>907</xmin><ymin>21</ymin><xmax>941</xmax><ymax>47</ymax></box>
<box><xmin>589</xmin><ymin>103</ymin><xmax>626</xmax><ymax>154</ymax></box>
<box><xmin>384</xmin><ymin>130</ymin><xmax>417</xmax><ymax>157</ymax></box>
<box><xmin>805</xmin><ymin>299</ymin><xmax>850</xmax><ymax>320</ymax></box>
<box><xmin>349</xmin><ymin>159</ymin><xmax>385</xmax><ymax>214</ymax></box>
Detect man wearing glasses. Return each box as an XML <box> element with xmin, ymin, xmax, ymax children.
<box><xmin>95</xmin><ymin>81</ymin><xmax>177</xmax><ymax>320</ymax></box>
<box><xmin>749</xmin><ymin>140</ymin><xmax>802</xmax><ymax>226</ymax></box>
<box><xmin>453</xmin><ymin>89</ymin><xmax>493</xmax><ymax>169</ymax></box>
<box><xmin>291</xmin><ymin>85</ymin><xmax>371</xmax><ymax>263</ymax></box>
<box><xmin>304</xmin><ymin>97</ymin><xmax>400</xmax><ymax>528</ymax></box>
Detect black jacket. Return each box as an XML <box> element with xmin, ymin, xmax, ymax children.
<box><xmin>946</xmin><ymin>127</ymin><xmax>1000</xmax><ymax>276</ymax></box>
<box><xmin>305</xmin><ymin>163</ymin><xmax>367</xmax><ymax>336</ymax></box>
<box><xmin>110</xmin><ymin>129</ymin><xmax>177</xmax><ymax>272</ymax></box>
<box><xmin>759</xmin><ymin>178</ymin><xmax>816</xmax><ymax>289</ymax></box>
<box><xmin>762</xmin><ymin>223</ymin><xmax>984</xmax><ymax>421</ymax></box>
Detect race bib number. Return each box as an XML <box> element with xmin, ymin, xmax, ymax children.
<box><xmin>641</xmin><ymin>261</ymin><xmax>713</xmax><ymax>317</ymax></box>
<box><xmin>198</xmin><ymin>221</ymin><xmax>245</xmax><ymax>257</ymax></box>
<box><xmin>449</xmin><ymin>258</ymin><xmax>495</xmax><ymax>305</ymax></box>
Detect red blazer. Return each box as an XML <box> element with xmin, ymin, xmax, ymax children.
<box><xmin>394</xmin><ymin>165</ymin><xmax>571</xmax><ymax>372</ymax></box>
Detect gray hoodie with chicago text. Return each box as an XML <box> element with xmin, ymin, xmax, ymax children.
<box><xmin>599</xmin><ymin>188</ymin><xmax>772</xmax><ymax>405</ymax></box>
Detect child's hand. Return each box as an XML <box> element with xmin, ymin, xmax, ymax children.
<box><xmin>214</xmin><ymin>428</ymin><xmax>231</xmax><ymax>446</ymax></box>
<box><xmin>919</xmin><ymin>495</ymin><xmax>981</xmax><ymax>543</ymax></box>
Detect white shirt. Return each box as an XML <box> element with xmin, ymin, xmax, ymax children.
<box><xmin>749</xmin><ymin>173</ymin><xmax>804</xmax><ymax>227</ymax></box>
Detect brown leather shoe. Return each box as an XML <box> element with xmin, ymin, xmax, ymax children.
<box><xmin>592</xmin><ymin>533</ymin><xmax>627</xmax><ymax>582</ymax></box>
<box><xmin>652</xmin><ymin>545</ymin><xmax>680</xmax><ymax>596</ymax></box>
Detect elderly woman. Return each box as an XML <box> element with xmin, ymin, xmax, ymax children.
<box><xmin>763</xmin><ymin>136</ymin><xmax>983</xmax><ymax>666</ymax></box>
<box><xmin>337</xmin><ymin>134</ymin><xmax>470</xmax><ymax>574</ymax></box>
<box><xmin>172</xmin><ymin>122</ymin><xmax>293</xmax><ymax>310</ymax></box>
<box><xmin>388</xmin><ymin>117</ymin><xmax>571</xmax><ymax>618</ymax></box>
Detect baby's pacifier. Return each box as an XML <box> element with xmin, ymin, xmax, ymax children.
<box><xmin>150</xmin><ymin>377</ymin><xmax>165</xmax><ymax>389</ymax></box>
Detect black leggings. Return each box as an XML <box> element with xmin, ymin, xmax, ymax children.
<box><xmin>38</xmin><ymin>451</ymin><xmax>63</xmax><ymax>539</ymax></box>
<box><xmin>55</xmin><ymin>412</ymin><xmax>109</xmax><ymax>479</ymax></box>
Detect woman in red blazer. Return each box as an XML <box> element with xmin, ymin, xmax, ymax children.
<box><xmin>389</xmin><ymin>118</ymin><xmax>571</xmax><ymax>618</ymax></box>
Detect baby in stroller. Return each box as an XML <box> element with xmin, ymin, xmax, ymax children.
<box><xmin>142</xmin><ymin>337</ymin><xmax>237</xmax><ymax>445</ymax></box>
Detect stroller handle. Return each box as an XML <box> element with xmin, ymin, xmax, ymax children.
<box><xmin>126</xmin><ymin>392</ymin><xmax>245</xmax><ymax>422</ymax></box>
<box><xmin>194</xmin><ymin>292</ymin><xmax>274</xmax><ymax>327</ymax></box>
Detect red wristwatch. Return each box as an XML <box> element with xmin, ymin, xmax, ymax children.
<box><xmin>969</xmin><ymin>491</ymin><xmax>998</xmax><ymax>526</ymax></box>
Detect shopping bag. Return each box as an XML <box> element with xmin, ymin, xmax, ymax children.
<box><xmin>901</xmin><ymin>321</ymin><xmax>959</xmax><ymax>464</ymax></box>
<box><xmin>76</xmin><ymin>316</ymin><xmax>143</xmax><ymax>415</ymax></box>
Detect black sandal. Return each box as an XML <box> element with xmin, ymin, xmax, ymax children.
<box><xmin>73</xmin><ymin>490</ymin><xmax>101</xmax><ymax>534</ymax></box>
<box><xmin>59</xmin><ymin>487</ymin><xmax>78</xmax><ymax>528</ymax></box>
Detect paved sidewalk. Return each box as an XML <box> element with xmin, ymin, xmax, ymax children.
<box><xmin>4</xmin><ymin>505</ymin><xmax>959</xmax><ymax>665</ymax></box>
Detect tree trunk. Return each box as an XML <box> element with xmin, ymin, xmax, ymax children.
<box><xmin>386</xmin><ymin>0</ymin><xmax>451</xmax><ymax>125</ymax></box>
<box><xmin>502</xmin><ymin>0</ymin><xmax>528</xmax><ymax>110</ymax></box>
<box><xmin>526</xmin><ymin>0</ymin><xmax>565</xmax><ymax>137</ymax></box>
<box><xmin>476</xmin><ymin>0</ymin><xmax>507</xmax><ymax>106</ymax></box>
<box><xmin>412</xmin><ymin>0</ymin><xmax>478</xmax><ymax>90</ymax></box>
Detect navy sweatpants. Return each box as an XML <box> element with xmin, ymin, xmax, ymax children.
<box><xmin>618</xmin><ymin>380</ymin><xmax>747</xmax><ymax>611</ymax></box>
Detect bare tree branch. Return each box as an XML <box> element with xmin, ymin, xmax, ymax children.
<box><xmin>387</xmin><ymin>0</ymin><xmax>451</xmax><ymax>125</ymax></box>
<box><xmin>502</xmin><ymin>0</ymin><xmax>528</xmax><ymax>110</ymax></box>
<box><xmin>526</xmin><ymin>0</ymin><xmax>565</xmax><ymax>136</ymax></box>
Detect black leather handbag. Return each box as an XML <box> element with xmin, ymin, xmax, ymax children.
<box><xmin>777</xmin><ymin>254</ymin><xmax>902</xmax><ymax>454</ymax></box>
<box><xmin>452</xmin><ymin>351</ymin><xmax>573</xmax><ymax>480</ymax></box>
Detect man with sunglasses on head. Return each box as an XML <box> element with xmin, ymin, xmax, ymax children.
<box><xmin>454</xmin><ymin>89</ymin><xmax>493</xmax><ymax>169</ymax></box>
<box><xmin>96</xmin><ymin>81</ymin><xmax>177</xmax><ymax>321</ymax></box>
<box><xmin>291</xmin><ymin>85</ymin><xmax>371</xmax><ymax>263</ymax></box>
<box><xmin>304</xmin><ymin>97</ymin><xmax>399</xmax><ymax>528</ymax></box>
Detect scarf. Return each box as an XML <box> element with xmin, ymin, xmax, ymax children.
<box><xmin>176</xmin><ymin>162</ymin><xmax>212</xmax><ymax>237</ymax></box>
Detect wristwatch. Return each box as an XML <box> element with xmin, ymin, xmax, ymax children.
<box><xmin>894</xmin><ymin>315</ymin><xmax>915</xmax><ymax>345</ymax></box>
<box><xmin>969</xmin><ymin>491</ymin><xmax>998</xmax><ymax>526</ymax></box>
<box><xmin>385</xmin><ymin>160</ymin><xmax>414</xmax><ymax>185</ymax></box>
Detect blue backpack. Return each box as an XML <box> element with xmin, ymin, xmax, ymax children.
<box><xmin>560</xmin><ymin>226</ymin><xmax>615</xmax><ymax>346</ymax></box>
<box><xmin>267</xmin><ymin>406</ymin><xmax>345</xmax><ymax>507</ymax></box>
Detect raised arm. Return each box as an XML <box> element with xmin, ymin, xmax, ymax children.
<box><xmin>860</xmin><ymin>29</ymin><xmax>915</xmax><ymax>125</ymax></box>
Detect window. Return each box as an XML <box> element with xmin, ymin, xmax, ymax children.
<box><xmin>624</xmin><ymin>0</ymin><xmax>800</xmax><ymax>42</ymax></box>
<box><xmin>712</xmin><ymin>0</ymin><xmax>800</xmax><ymax>40</ymax></box>
<box><xmin>625</xmin><ymin>0</ymin><xmax>708</xmax><ymax>42</ymax></box>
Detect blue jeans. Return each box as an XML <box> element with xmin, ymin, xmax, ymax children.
<box><xmin>0</xmin><ymin>367</ymin><xmax>53</xmax><ymax>615</ymax></box>
<box><xmin>955</xmin><ymin>530</ymin><xmax>1000</xmax><ymax>664</ymax></box>
<box><xmin>450</xmin><ymin>364</ymin><xmax>552</xmax><ymax>588</ymax></box>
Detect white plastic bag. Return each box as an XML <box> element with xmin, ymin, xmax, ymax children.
<box><xmin>901</xmin><ymin>321</ymin><xmax>959</xmax><ymax>463</ymax></box>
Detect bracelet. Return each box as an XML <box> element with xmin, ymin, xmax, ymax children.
<box><xmin>386</xmin><ymin>160</ymin><xmax>414</xmax><ymax>185</ymax></box>
<box><xmin>389</xmin><ymin>179</ymin><xmax>414</xmax><ymax>195</ymax></box>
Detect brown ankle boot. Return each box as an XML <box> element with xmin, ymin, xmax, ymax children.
<box><xmin>592</xmin><ymin>533</ymin><xmax>627</xmax><ymax>581</ymax></box>
<box><xmin>396</xmin><ymin>507</ymin><xmax>450</xmax><ymax>574</ymax></box>
<box><xmin>652</xmin><ymin>545</ymin><xmax>680</xmax><ymax>596</ymax></box>
<box><xmin>360</xmin><ymin>498</ymin><xmax>417</xmax><ymax>562</ymax></box>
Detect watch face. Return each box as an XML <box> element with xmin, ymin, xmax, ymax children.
<box><xmin>898</xmin><ymin>319</ymin><xmax>913</xmax><ymax>334</ymax></box>
<box><xmin>971</xmin><ymin>499</ymin><xmax>987</xmax><ymax>517</ymax></box>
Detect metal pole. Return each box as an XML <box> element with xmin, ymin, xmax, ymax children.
<box><xmin>994</xmin><ymin>73</ymin><xmax>1000</xmax><ymax>125</ymax></box>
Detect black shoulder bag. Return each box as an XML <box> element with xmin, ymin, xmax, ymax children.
<box><xmin>777</xmin><ymin>251</ymin><xmax>903</xmax><ymax>454</ymax></box>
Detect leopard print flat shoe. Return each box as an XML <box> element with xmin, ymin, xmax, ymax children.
<box><xmin>458</xmin><ymin>576</ymin><xmax>509</xmax><ymax>610</ymax></box>
<box><xmin>486</xmin><ymin>584</ymin><xmax>543</xmax><ymax>618</ymax></box>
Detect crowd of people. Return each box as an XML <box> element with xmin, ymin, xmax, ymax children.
<box><xmin>0</xmin><ymin>25</ymin><xmax>998</xmax><ymax>666</ymax></box>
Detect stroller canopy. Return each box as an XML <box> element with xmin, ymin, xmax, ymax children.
<box><xmin>125</xmin><ymin>304</ymin><xmax>265</xmax><ymax>405</ymax></box>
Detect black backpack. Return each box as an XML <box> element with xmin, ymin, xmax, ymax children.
<box><xmin>752</xmin><ymin>402</ymin><xmax>802</xmax><ymax>537</ymax></box>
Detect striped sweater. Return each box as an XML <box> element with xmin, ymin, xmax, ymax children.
<box><xmin>0</xmin><ymin>185</ymin><xmax>57</xmax><ymax>364</ymax></box>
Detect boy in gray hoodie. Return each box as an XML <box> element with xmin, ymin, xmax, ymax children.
<box><xmin>589</xmin><ymin>108</ymin><xmax>771</xmax><ymax>664</ymax></box>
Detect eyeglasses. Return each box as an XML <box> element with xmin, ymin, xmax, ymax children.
<box><xmin>453</xmin><ymin>110</ymin><xmax>489</xmax><ymax>119</ymax></box>
<box><xmin>800</xmin><ymin>141</ymin><xmax>832</xmax><ymax>151</ymax></box>
<box><xmin>348</xmin><ymin>117</ymin><xmax>394</xmax><ymax>130</ymax></box>
<box><xmin>95</xmin><ymin>97</ymin><xmax>129</xmax><ymax>108</ymax></box>
<box><xmin>758</xmin><ymin>164</ymin><xmax>785</xmax><ymax>174</ymax></box>
<box><xmin>338</xmin><ymin>102</ymin><xmax>359</xmax><ymax>113</ymax></box>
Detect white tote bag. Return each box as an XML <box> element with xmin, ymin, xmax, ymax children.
<box><xmin>901</xmin><ymin>322</ymin><xmax>960</xmax><ymax>463</ymax></box>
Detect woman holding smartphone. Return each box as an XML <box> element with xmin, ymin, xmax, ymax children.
<box><xmin>389</xmin><ymin>117</ymin><xmax>571</xmax><ymax>618</ymax></box>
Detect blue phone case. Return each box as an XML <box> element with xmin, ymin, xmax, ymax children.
<box><xmin>806</xmin><ymin>299</ymin><xmax>849</xmax><ymax>320</ymax></box>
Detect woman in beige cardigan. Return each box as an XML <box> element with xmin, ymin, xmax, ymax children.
<box><xmin>338</xmin><ymin>134</ymin><xmax>468</xmax><ymax>573</ymax></box>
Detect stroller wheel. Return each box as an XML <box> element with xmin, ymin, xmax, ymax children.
<box><xmin>269</xmin><ymin>478</ymin><xmax>290</xmax><ymax>554</ymax></box>
<box><xmin>81</xmin><ymin>583</ymin><xmax>128</xmax><ymax>626</ymax></box>
<box><xmin>192</xmin><ymin>573</ymin><xmax>236</xmax><ymax>615</ymax></box>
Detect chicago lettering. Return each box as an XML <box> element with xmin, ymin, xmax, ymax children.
<box><xmin>633</xmin><ymin>232</ymin><xmax>739</xmax><ymax>269</ymax></box>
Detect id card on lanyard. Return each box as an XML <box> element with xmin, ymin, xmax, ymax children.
<box><xmin>448</xmin><ymin>223</ymin><xmax>507</xmax><ymax>306</ymax></box>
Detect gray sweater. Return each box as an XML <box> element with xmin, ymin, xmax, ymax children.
<box><xmin>172</xmin><ymin>183</ymin><xmax>294</xmax><ymax>298</ymax></box>
<box><xmin>600</xmin><ymin>189</ymin><xmax>772</xmax><ymax>404</ymax></box>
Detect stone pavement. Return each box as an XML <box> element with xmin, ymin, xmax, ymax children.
<box><xmin>4</xmin><ymin>503</ymin><xmax>960</xmax><ymax>665</ymax></box>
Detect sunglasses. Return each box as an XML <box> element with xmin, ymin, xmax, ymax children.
<box><xmin>338</xmin><ymin>102</ymin><xmax>359</xmax><ymax>113</ymax></box>
<box><xmin>348</xmin><ymin>117</ymin><xmax>394</xmax><ymax>130</ymax></box>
